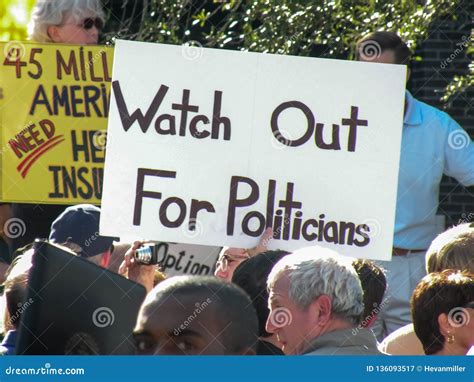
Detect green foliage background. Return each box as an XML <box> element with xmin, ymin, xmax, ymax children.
<box><xmin>1</xmin><ymin>0</ymin><xmax>472</xmax><ymax>103</ymax></box>
<box><xmin>120</xmin><ymin>0</ymin><xmax>474</xmax><ymax>104</ymax></box>
<box><xmin>0</xmin><ymin>0</ymin><xmax>35</xmax><ymax>41</ymax></box>
<box><xmin>138</xmin><ymin>0</ymin><xmax>459</xmax><ymax>56</ymax></box>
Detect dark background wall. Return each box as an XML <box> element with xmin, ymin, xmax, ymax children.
<box><xmin>409</xmin><ymin>3</ymin><xmax>473</xmax><ymax>227</ymax></box>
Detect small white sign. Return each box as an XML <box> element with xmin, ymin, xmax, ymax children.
<box><xmin>153</xmin><ymin>243</ymin><xmax>220</xmax><ymax>277</ymax></box>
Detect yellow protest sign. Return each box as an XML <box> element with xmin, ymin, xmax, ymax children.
<box><xmin>0</xmin><ymin>41</ymin><xmax>113</xmax><ymax>204</ymax></box>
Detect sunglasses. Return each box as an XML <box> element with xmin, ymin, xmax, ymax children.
<box><xmin>61</xmin><ymin>17</ymin><xmax>103</xmax><ymax>30</ymax></box>
<box><xmin>216</xmin><ymin>253</ymin><xmax>250</xmax><ymax>271</ymax></box>
<box><xmin>81</xmin><ymin>17</ymin><xmax>104</xmax><ymax>30</ymax></box>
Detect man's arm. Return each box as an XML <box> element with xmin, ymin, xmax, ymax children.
<box><xmin>444</xmin><ymin>118</ymin><xmax>474</xmax><ymax>187</ymax></box>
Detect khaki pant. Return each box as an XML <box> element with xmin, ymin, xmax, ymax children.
<box><xmin>372</xmin><ymin>251</ymin><xmax>427</xmax><ymax>341</ymax></box>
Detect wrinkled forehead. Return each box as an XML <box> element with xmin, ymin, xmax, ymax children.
<box><xmin>268</xmin><ymin>272</ymin><xmax>291</xmax><ymax>298</ymax></box>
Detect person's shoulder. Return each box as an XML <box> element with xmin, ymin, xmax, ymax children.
<box><xmin>379</xmin><ymin>324</ymin><xmax>424</xmax><ymax>355</ymax></box>
<box><xmin>412</xmin><ymin>96</ymin><xmax>456</xmax><ymax>130</ymax></box>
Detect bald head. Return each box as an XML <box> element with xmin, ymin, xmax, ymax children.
<box><xmin>134</xmin><ymin>276</ymin><xmax>258</xmax><ymax>355</ymax></box>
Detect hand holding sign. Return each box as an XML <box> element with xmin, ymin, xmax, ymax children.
<box><xmin>246</xmin><ymin>227</ymin><xmax>273</xmax><ymax>257</ymax></box>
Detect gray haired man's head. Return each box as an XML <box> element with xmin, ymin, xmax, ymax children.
<box><xmin>265</xmin><ymin>247</ymin><xmax>364</xmax><ymax>354</ymax></box>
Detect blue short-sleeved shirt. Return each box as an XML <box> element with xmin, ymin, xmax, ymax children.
<box><xmin>394</xmin><ymin>91</ymin><xmax>474</xmax><ymax>249</ymax></box>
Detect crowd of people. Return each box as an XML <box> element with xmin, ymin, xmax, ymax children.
<box><xmin>0</xmin><ymin>202</ymin><xmax>473</xmax><ymax>355</ymax></box>
<box><xmin>0</xmin><ymin>0</ymin><xmax>472</xmax><ymax>356</ymax></box>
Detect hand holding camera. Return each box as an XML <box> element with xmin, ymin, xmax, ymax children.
<box><xmin>119</xmin><ymin>241</ymin><xmax>157</xmax><ymax>293</ymax></box>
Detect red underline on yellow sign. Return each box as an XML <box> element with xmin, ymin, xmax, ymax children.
<box><xmin>17</xmin><ymin>135</ymin><xmax>65</xmax><ymax>178</ymax></box>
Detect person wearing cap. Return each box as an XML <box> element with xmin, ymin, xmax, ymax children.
<box><xmin>49</xmin><ymin>204</ymin><xmax>116</xmax><ymax>268</ymax></box>
<box><xmin>49</xmin><ymin>204</ymin><xmax>155</xmax><ymax>292</ymax></box>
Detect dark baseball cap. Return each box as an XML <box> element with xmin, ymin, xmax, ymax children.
<box><xmin>49</xmin><ymin>204</ymin><xmax>118</xmax><ymax>258</ymax></box>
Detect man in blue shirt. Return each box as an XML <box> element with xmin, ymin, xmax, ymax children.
<box><xmin>356</xmin><ymin>31</ymin><xmax>474</xmax><ymax>339</ymax></box>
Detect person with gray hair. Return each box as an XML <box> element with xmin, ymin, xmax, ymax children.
<box><xmin>266</xmin><ymin>247</ymin><xmax>382</xmax><ymax>355</ymax></box>
<box><xmin>28</xmin><ymin>0</ymin><xmax>104</xmax><ymax>44</ymax></box>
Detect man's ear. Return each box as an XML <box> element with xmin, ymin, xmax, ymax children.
<box><xmin>310</xmin><ymin>295</ymin><xmax>332</xmax><ymax>326</ymax></box>
<box><xmin>47</xmin><ymin>25</ymin><xmax>61</xmax><ymax>42</ymax></box>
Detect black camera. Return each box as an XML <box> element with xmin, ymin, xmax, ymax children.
<box><xmin>133</xmin><ymin>242</ymin><xmax>168</xmax><ymax>265</ymax></box>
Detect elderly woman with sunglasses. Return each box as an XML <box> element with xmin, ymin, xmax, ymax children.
<box><xmin>7</xmin><ymin>1</ymin><xmax>105</xmax><ymax>258</ymax></box>
<box><xmin>29</xmin><ymin>0</ymin><xmax>104</xmax><ymax>45</ymax></box>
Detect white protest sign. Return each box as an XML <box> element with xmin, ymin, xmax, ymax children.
<box><xmin>100</xmin><ymin>40</ymin><xmax>406</xmax><ymax>261</ymax></box>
